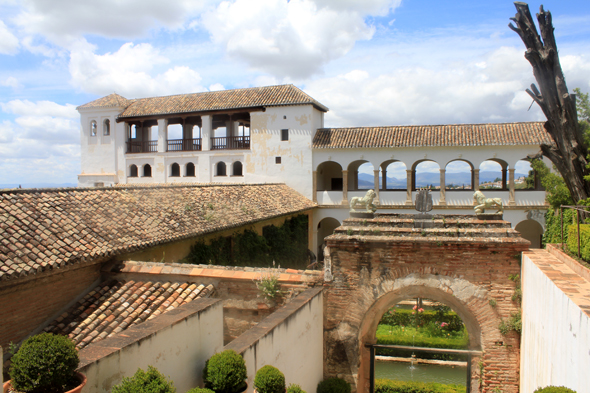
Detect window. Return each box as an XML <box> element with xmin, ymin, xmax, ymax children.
<box><xmin>186</xmin><ymin>162</ymin><xmax>195</xmax><ymax>177</ymax></box>
<box><xmin>216</xmin><ymin>162</ymin><xmax>227</xmax><ymax>176</ymax></box>
<box><xmin>129</xmin><ymin>164</ymin><xmax>138</xmax><ymax>177</ymax></box>
<box><xmin>90</xmin><ymin>121</ymin><xmax>97</xmax><ymax>136</ymax></box>
<box><xmin>170</xmin><ymin>163</ymin><xmax>180</xmax><ymax>177</ymax></box>
<box><xmin>103</xmin><ymin>119</ymin><xmax>110</xmax><ymax>136</ymax></box>
<box><xmin>143</xmin><ymin>164</ymin><xmax>152</xmax><ymax>177</ymax></box>
<box><xmin>94</xmin><ymin>182</ymin><xmax>104</xmax><ymax>187</ymax></box>
<box><xmin>232</xmin><ymin>161</ymin><xmax>243</xmax><ymax>176</ymax></box>
<box><xmin>130</xmin><ymin>124</ymin><xmax>137</xmax><ymax>139</ymax></box>
<box><xmin>275</xmin><ymin>157</ymin><xmax>282</xmax><ymax>164</ymax></box>
<box><xmin>281</xmin><ymin>129</ymin><xmax>289</xmax><ymax>141</ymax></box>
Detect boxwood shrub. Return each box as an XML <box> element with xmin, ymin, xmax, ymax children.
<box><xmin>203</xmin><ymin>350</ymin><xmax>247</xmax><ymax>393</ymax></box>
<box><xmin>111</xmin><ymin>366</ymin><xmax>176</xmax><ymax>393</ymax></box>
<box><xmin>375</xmin><ymin>379</ymin><xmax>466</xmax><ymax>393</ymax></box>
<box><xmin>534</xmin><ymin>387</ymin><xmax>576</xmax><ymax>393</ymax></box>
<box><xmin>567</xmin><ymin>224</ymin><xmax>590</xmax><ymax>261</ymax></box>
<box><xmin>254</xmin><ymin>365</ymin><xmax>285</xmax><ymax>393</ymax></box>
<box><xmin>187</xmin><ymin>388</ymin><xmax>215</xmax><ymax>393</ymax></box>
<box><xmin>287</xmin><ymin>384</ymin><xmax>306</xmax><ymax>393</ymax></box>
<box><xmin>10</xmin><ymin>333</ymin><xmax>79</xmax><ymax>393</ymax></box>
<box><xmin>317</xmin><ymin>378</ymin><xmax>351</xmax><ymax>393</ymax></box>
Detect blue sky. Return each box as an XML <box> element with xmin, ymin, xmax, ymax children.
<box><xmin>0</xmin><ymin>0</ymin><xmax>589</xmax><ymax>186</ymax></box>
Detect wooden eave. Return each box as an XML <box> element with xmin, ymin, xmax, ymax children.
<box><xmin>116</xmin><ymin>106</ymin><xmax>267</xmax><ymax>123</ymax></box>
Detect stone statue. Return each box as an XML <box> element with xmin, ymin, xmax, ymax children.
<box><xmin>415</xmin><ymin>189</ymin><xmax>433</xmax><ymax>213</ymax></box>
<box><xmin>473</xmin><ymin>190</ymin><xmax>503</xmax><ymax>214</ymax></box>
<box><xmin>350</xmin><ymin>189</ymin><xmax>377</xmax><ymax>213</ymax></box>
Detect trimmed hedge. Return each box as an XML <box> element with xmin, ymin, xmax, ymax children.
<box><xmin>533</xmin><ymin>387</ymin><xmax>576</xmax><ymax>393</ymax></box>
<box><xmin>375</xmin><ymin>379</ymin><xmax>466</xmax><ymax>393</ymax></box>
<box><xmin>187</xmin><ymin>389</ymin><xmax>215</xmax><ymax>393</ymax></box>
<box><xmin>567</xmin><ymin>224</ymin><xmax>590</xmax><ymax>261</ymax></box>
<box><xmin>111</xmin><ymin>366</ymin><xmax>176</xmax><ymax>393</ymax></box>
<box><xmin>254</xmin><ymin>365</ymin><xmax>285</xmax><ymax>393</ymax></box>
<box><xmin>287</xmin><ymin>384</ymin><xmax>306</xmax><ymax>393</ymax></box>
<box><xmin>379</xmin><ymin>308</ymin><xmax>463</xmax><ymax>332</ymax></box>
<box><xmin>317</xmin><ymin>378</ymin><xmax>351</xmax><ymax>393</ymax></box>
<box><xmin>203</xmin><ymin>350</ymin><xmax>247</xmax><ymax>393</ymax></box>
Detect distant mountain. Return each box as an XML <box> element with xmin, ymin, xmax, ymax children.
<box><xmin>357</xmin><ymin>171</ymin><xmax>529</xmax><ymax>189</ymax></box>
<box><xmin>0</xmin><ymin>183</ymin><xmax>77</xmax><ymax>190</ymax></box>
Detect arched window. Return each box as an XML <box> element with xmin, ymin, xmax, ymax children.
<box><xmin>143</xmin><ymin>164</ymin><xmax>152</xmax><ymax>177</ymax></box>
<box><xmin>186</xmin><ymin>162</ymin><xmax>196</xmax><ymax>177</ymax></box>
<box><xmin>515</xmin><ymin>159</ymin><xmax>536</xmax><ymax>190</ymax></box>
<box><xmin>445</xmin><ymin>160</ymin><xmax>473</xmax><ymax>190</ymax></box>
<box><xmin>413</xmin><ymin>160</ymin><xmax>440</xmax><ymax>190</ymax></box>
<box><xmin>129</xmin><ymin>164</ymin><xmax>138</xmax><ymax>177</ymax></box>
<box><xmin>382</xmin><ymin>161</ymin><xmax>407</xmax><ymax>190</ymax></box>
<box><xmin>232</xmin><ymin>161</ymin><xmax>243</xmax><ymax>176</ymax></box>
<box><xmin>479</xmin><ymin>160</ymin><xmax>508</xmax><ymax>190</ymax></box>
<box><xmin>170</xmin><ymin>163</ymin><xmax>180</xmax><ymax>177</ymax></box>
<box><xmin>90</xmin><ymin>121</ymin><xmax>97</xmax><ymax>136</ymax></box>
<box><xmin>216</xmin><ymin>162</ymin><xmax>227</xmax><ymax>176</ymax></box>
<box><xmin>103</xmin><ymin>119</ymin><xmax>110</xmax><ymax>136</ymax></box>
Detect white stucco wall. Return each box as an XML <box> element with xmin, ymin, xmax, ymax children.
<box><xmin>225</xmin><ymin>288</ymin><xmax>324</xmax><ymax>393</ymax></box>
<box><xmin>520</xmin><ymin>253</ymin><xmax>590</xmax><ymax>393</ymax></box>
<box><xmin>79</xmin><ymin>299</ymin><xmax>223</xmax><ymax>393</ymax></box>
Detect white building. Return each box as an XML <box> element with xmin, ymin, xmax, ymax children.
<box><xmin>77</xmin><ymin>84</ymin><xmax>550</xmax><ymax>252</ymax></box>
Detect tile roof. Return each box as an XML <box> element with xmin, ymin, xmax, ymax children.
<box><xmin>79</xmin><ymin>85</ymin><xmax>328</xmax><ymax>119</ymax></box>
<box><xmin>76</xmin><ymin>93</ymin><xmax>134</xmax><ymax>110</ymax></box>
<box><xmin>44</xmin><ymin>279</ymin><xmax>215</xmax><ymax>349</ymax></box>
<box><xmin>0</xmin><ymin>183</ymin><xmax>315</xmax><ymax>282</ymax></box>
<box><xmin>312</xmin><ymin>122</ymin><xmax>553</xmax><ymax>149</ymax></box>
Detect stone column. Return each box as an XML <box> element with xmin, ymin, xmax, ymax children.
<box><xmin>201</xmin><ymin>115</ymin><xmax>211</xmax><ymax>151</ymax></box>
<box><xmin>157</xmin><ymin>118</ymin><xmax>167</xmax><ymax>152</ymax></box>
<box><xmin>509</xmin><ymin>168</ymin><xmax>516</xmax><ymax>206</ymax></box>
<box><xmin>406</xmin><ymin>169</ymin><xmax>413</xmax><ymax>205</ymax></box>
<box><xmin>439</xmin><ymin>169</ymin><xmax>446</xmax><ymax>205</ymax></box>
<box><xmin>381</xmin><ymin>166</ymin><xmax>387</xmax><ymax>190</ymax></box>
<box><xmin>342</xmin><ymin>170</ymin><xmax>349</xmax><ymax>205</ymax></box>
<box><xmin>373</xmin><ymin>169</ymin><xmax>380</xmax><ymax>205</ymax></box>
<box><xmin>473</xmin><ymin>169</ymin><xmax>480</xmax><ymax>191</ymax></box>
<box><xmin>312</xmin><ymin>171</ymin><xmax>318</xmax><ymax>203</ymax></box>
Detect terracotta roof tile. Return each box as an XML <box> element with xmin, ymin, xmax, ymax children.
<box><xmin>76</xmin><ymin>93</ymin><xmax>133</xmax><ymax>110</ymax></box>
<box><xmin>44</xmin><ymin>279</ymin><xmax>215</xmax><ymax>349</ymax></box>
<box><xmin>312</xmin><ymin>122</ymin><xmax>552</xmax><ymax>148</ymax></box>
<box><xmin>0</xmin><ymin>183</ymin><xmax>315</xmax><ymax>282</ymax></box>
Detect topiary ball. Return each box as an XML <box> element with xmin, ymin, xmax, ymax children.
<box><xmin>186</xmin><ymin>388</ymin><xmax>215</xmax><ymax>393</ymax></box>
<box><xmin>254</xmin><ymin>365</ymin><xmax>285</xmax><ymax>393</ymax></box>
<box><xmin>317</xmin><ymin>378</ymin><xmax>351</xmax><ymax>393</ymax></box>
<box><xmin>203</xmin><ymin>350</ymin><xmax>247</xmax><ymax>393</ymax></box>
<box><xmin>111</xmin><ymin>366</ymin><xmax>176</xmax><ymax>393</ymax></box>
<box><xmin>534</xmin><ymin>387</ymin><xmax>577</xmax><ymax>393</ymax></box>
<box><xmin>287</xmin><ymin>383</ymin><xmax>306</xmax><ymax>393</ymax></box>
<box><xmin>10</xmin><ymin>333</ymin><xmax>79</xmax><ymax>393</ymax></box>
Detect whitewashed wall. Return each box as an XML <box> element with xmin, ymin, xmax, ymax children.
<box><xmin>224</xmin><ymin>288</ymin><xmax>324</xmax><ymax>393</ymax></box>
<box><xmin>520</xmin><ymin>253</ymin><xmax>590</xmax><ymax>393</ymax></box>
<box><xmin>78</xmin><ymin>299</ymin><xmax>223</xmax><ymax>393</ymax></box>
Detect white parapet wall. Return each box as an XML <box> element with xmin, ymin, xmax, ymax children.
<box><xmin>521</xmin><ymin>250</ymin><xmax>590</xmax><ymax>393</ymax></box>
<box><xmin>224</xmin><ymin>287</ymin><xmax>324</xmax><ymax>393</ymax></box>
<box><xmin>78</xmin><ymin>298</ymin><xmax>224</xmax><ymax>393</ymax></box>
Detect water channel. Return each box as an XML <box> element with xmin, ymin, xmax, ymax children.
<box><xmin>375</xmin><ymin>360</ymin><xmax>467</xmax><ymax>386</ymax></box>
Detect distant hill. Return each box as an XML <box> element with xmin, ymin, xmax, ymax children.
<box><xmin>0</xmin><ymin>183</ymin><xmax>77</xmax><ymax>190</ymax></box>
<box><xmin>357</xmin><ymin>171</ymin><xmax>529</xmax><ymax>189</ymax></box>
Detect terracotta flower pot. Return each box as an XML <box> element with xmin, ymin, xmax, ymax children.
<box><xmin>3</xmin><ymin>372</ymin><xmax>87</xmax><ymax>393</ymax></box>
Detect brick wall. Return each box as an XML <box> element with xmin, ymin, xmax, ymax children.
<box><xmin>0</xmin><ymin>263</ymin><xmax>102</xmax><ymax>351</ymax></box>
<box><xmin>323</xmin><ymin>216</ymin><xmax>528</xmax><ymax>393</ymax></box>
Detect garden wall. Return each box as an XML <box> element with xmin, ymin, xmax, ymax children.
<box><xmin>224</xmin><ymin>287</ymin><xmax>324</xmax><ymax>393</ymax></box>
<box><xmin>521</xmin><ymin>249</ymin><xmax>590</xmax><ymax>393</ymax></box>
<box><xmin>78</xmin><ymin>298</ymin><xmax>223</xmax><ymax>393</ymax></box>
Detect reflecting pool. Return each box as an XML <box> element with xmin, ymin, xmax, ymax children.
<box><xmin>375</xmin><ymin>360</ymin><xmax>466</xmax><ymax>386</ymax></box>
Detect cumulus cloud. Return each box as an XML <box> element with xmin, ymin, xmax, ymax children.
<box><xmin>0</xmin><ymin>20</ymin><xmax>19</xmax><ymax>54</ymax></box>
<box><xmin>1</xmin><ymin>99</ymin><xmax>77</xmax><ymax>118</ymax></box>
<box><xmin>68</xmin><ymin>41</ymin><xmax>206</xmax><ymax>97</ymax></box>
<box><xmin>202</xmin><ymin>0</ymin><xmax>401</xmax><ymax>78</ymax></box>
<box><xmin>0</xmin><ymin>77</ymin><xmax>21</xmax><ymax>89</ymax></box>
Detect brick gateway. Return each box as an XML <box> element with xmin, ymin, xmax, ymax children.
<box><xmin>322</xmin><ymin>214</ymin><xmax>528</xmax><ymax>393</ymax></box>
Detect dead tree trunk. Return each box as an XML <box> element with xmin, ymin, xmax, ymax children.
<box><xmin>509</xmin><ymin>2</ymin><xmax>590</xmax><ymax>203</ymax></box>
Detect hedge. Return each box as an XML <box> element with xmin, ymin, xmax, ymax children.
<box><xmin>375</xmin><ymin>379</ymin><xmax>466</xmax><ymax>393</ymax></box>
<box><xmin>375</xmin><ymin>333</ymin><xmax>468</xmax><ymax>360</ymax></box>
<box><xmin>379</xmin><ymin>309</ymin><xmax>463</xmax><ymax>332</ymax></box>
<box><xmin>567</xmin><ymin>224</ymin><xmax>590</xmax><ymax>261</ymax></box>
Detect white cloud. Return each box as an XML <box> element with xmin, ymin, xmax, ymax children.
<box><xmin>0</xmin><ymin>20</ymin><xmax>19</xmax><ymax>54</ymax></box>
<box><xmin>0</xmin><ymin>76</ymin><xmax>21</xmax><ymax>89</ymax></box>
<box><xmin>1</xmin><ymin>99</ymin><xmax>77</xmax><ymax>118</ymax></box>
<box><xmin>68</xmin><ymin>41</ymin><xmax>206</xmax><ymax>97</ymax></box>
<box><xmin>202</xmin><ymin>0</ymin><xmax>401</xmax><ymax>78</ymax></box>
<box><xmin>0</xmin><ymin>121</ymin><xmax>14</xmax><ymax>143</ymax></box>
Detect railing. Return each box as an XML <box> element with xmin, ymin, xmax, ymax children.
<box><xmin>126</xmin><ymin>140</ymin><xmax>158</xmax><ymax>153</ymax></box>
<box><xmin>210</xmin><ymin>136</ymin><xmax>250</xmax><ymax>150</ymax></box>
<box><xmin>167</xmin><ymin>138</ymin><xmax>202</xmax><ymax>152</ymax></box>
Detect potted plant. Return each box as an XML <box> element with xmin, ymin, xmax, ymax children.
<box><xmin>286</xmin><ymin>384</ymin><xmax>305</xmax><ymax>393</ymax></box>
<box><xmin>4</xmin><ymin>333</ymin><xmax>86</xmax><ymax>393</ymax></box>
<box><xmin>203</xmin><ymin>350</ymin><xmax>247</xmax><ymax>393</ymax></box>
<box><xmin>111</xmin><ymin>366</ymin><xmax>176</xmax><ymax>393</ymax></box>
<box><xmin>253</xmin><ymin>365</ymin><xmax>285</xmax><ymax>393</ymax></box>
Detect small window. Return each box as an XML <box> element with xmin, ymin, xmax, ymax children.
<box><xmin>216</xmin><ymin>162</ymin><xmax>227</xmax><ymax>176</ymax></box>
<box><xmin>283</xmin><ymin>115</ymin><xmax>286</xmax><ymax>119</ymax></box>
<box><xmin>232</xmin><ymin>161</ymin><xmax>243</xmax><ymax>176</ymax></box>
<box><xmin>275</xmin><ymin>157</ymin><xmax>282</xmax><ymax>164</ymax></box>
<box><xmin>130</xmin><ymin>124</ymin><xmax>137</xmax><ymax>139</ymax></box>
<box><xmin>186</xmin><ymin>162</ymin><xmax>195</xmax><ymax>177</ymax></box>
<box><xmin>129</xmin><ymin>164</ymin><xmax>138</xmax><ymax>177</ymax></box>
<box><xmin>103</xmin><ymin>119</ymin><xmax>110</xmax><ymax>136</ymax></box>
<box><xmin>281</xmin><ymin>129</ymin><xmax>289</xmax><ymax>141</ymax></box>
<box><xmin>143</xmin><ymin>164</ymin><xmax>152</xmax><ymax>177</ymax></box>
<box><xmin>90</xmin><ymin>121</ymin><xmax>97</xmax><ymax>136</ymax></box>
<box><xmin>94</xmin><ymin>182</ymin><xmax>104</xmax><ymax>187</ymax></box>
<box><xmin>170</xmin><ymin>163</ymin><xmax>180</xmax><ymax>177</ymax></box>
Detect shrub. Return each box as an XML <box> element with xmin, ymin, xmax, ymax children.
<box><xmin>203</xmin><ymin>350</ymin><xmax>247</xmax><ymax>393</ymax></box>
<box><xmin>187</xmin><ymin>388</ymin><xmax>215</xmax><ymax>393</ymax></box>
<box><xmin>567</xmin><ymin>224</ymin><xmax>590</xmax><ymax>261</ymax></box>
<box><xmin>534</xmin><ymin>387</ymin><xmax>576</xmax><ymax>393</ymax></box>
<box><xmin>254</xmin><ymin>365</ymin><xmax>285</xmax><ymax>393</ymax></box>
<box><xmin>287</xmin><ymin>384</ymin><xmax>306</xmax><ymax>393</ymax></box>
<box><xmin>375</xmin><ymin>379</ymin><xmax>466</xmax><ymax>393</ymax></box>
<box><xmin>379</xmin><ymin>308</ymin><xmax>463</xmax><ymax>331</ymax></box>
<box><xmin>111</xmin><ymin>366</ymin><xmax>176</xmax><ymax>393</ymax></box>
<box><xmin>317</xmin><ymin>378</ymin><xmax>351</xmax><ymax>393</ymax></box>
<box><xmin>10</xmin><ymin>333</ymin><xmax>79</xmax><ymax>393</ymax></box>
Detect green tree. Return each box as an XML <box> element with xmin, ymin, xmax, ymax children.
<box><xmin>530</xmin><ymin>159</ymin><xmax>573</xmax><ymax>209</ymax></box>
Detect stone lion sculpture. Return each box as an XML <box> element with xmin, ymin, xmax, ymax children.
<box><xmin>350</xmin><ymin>189</ymin><xmax>377</xmax><ymax>213</ymax></box>
<box><xmin>473</xmin><ymin>190</ymin><xmax>503</xmax><ymax>214</ymax></box>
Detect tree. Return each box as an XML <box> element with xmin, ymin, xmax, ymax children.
<box><xmin>509</xmin><ymin>2</ymin><xmax>590</xmax><ymax>203</ymax></box>
<box><xmin>574</xmin><ymin>88</ymin><xmax>590</xmax><ymax>146</ymax></box>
